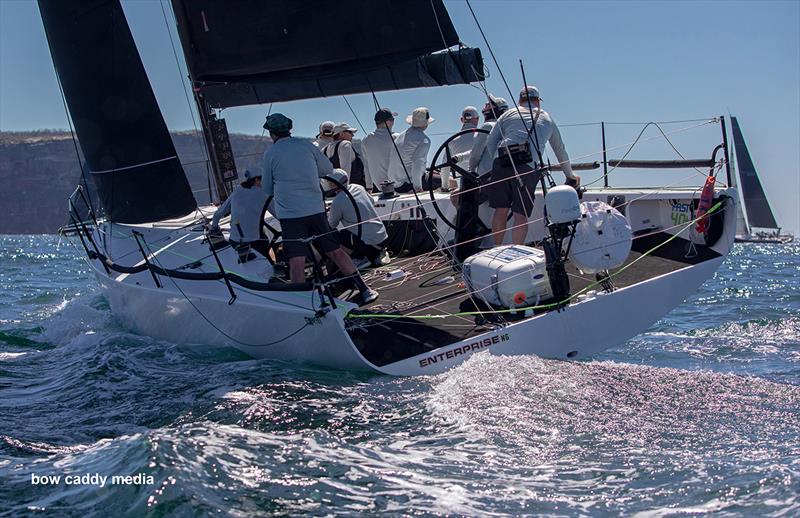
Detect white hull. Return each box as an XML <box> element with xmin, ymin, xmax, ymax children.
<box><xmin>78</xmin><ymin>186</ymin><xmax>737</xmax><ymax>376</ymax></box>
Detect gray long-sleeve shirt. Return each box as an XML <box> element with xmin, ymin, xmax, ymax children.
<box><xmin>484</xmin><ymin>105</ymin><xmax>575</xmax><ymax>179</ymax></box>
<box><xmin>210</xmin><ymin>185</ymin><xmax>270</xmax><ymax>242</ymax></box>
<box><xmin>386</xmin><ymin>127</ymin><xmax>430</xmax><ymax>190</ymax></box>
<box><xmin>262</xmin><ymin>136</ymin><xmax>333</xmax><ymax>219</ymax></box>
<box><xmin>328</xmin><ymin>184</ymin><xmax>387</xmax><ymax>246</ymax></box>
<box><xmin>361</xmin><ymin>127</ymin><xmax>395</xmax><ymax>188</ymax></box>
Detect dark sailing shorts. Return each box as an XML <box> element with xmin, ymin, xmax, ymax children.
<box><xmin>487</xmin><ymin>158</ymin><xmax>541</xmax><ymax>217</ymax></box>
<box><xmin>280</xmin><ymin>213</ymin><xmax>340</xmax><ymax>259</ymax></box>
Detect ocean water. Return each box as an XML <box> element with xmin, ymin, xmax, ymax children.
<box><xmin>0</xmin><ymin>234</ymin><xmax>798</xmax><ymax>517</ymax></box>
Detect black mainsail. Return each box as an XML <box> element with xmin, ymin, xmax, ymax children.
<box><xmin>38</xmin><ymin>0</ymin><xmax>197</xmax><ymax>224</ymax></box>
<box><xmin>170</xmin><ymin>0</ymin><xmax>483</xmax><ymax>108</ymax></box>
<box><xmin>730</xmin><ymin>116</ymin><xmax>779</xmax><ymax>231</ymax></box>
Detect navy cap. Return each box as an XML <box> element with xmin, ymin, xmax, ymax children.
<box><xmin>374</xmin><ymin>108</ymin><xmax>398</xmax><ymax>123</ymax></box>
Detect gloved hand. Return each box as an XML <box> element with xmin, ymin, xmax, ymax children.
<box><xmin>564</xmin><ymin>175</ymin><xmax>581</xmax><ymax>189</ymax></box>
<box><xmin>565</xmin><ymin>175</ymin><xmax>584</xmax><ymax>200</ymax></box>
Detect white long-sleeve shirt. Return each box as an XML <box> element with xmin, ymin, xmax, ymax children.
<box><xmin>210</xmin><ymin>185</ymin><xmax>269</xmax><ymax>242</ymax></box>
<box><xmin>447</xmin><ymin>122</ymin><xmax>479</xmax><ymax>156</ymax></box>
<box><xmin>262</xmin><ymin>136</ymin><xmax>333</xmax><ymax>219</ymax></box>
<box><xmin>466</xmin><ymin>120</ymin><xmax>496</xmax><ymax>176</ymax></box>
<box><xmin>328</xmin><ymin>184</ymin><xmax>388</xmax><ymax>246</ymax></box>
<box><xmin>361</xmin><ymin>127</ymin><xmax>394</xmax><ymax>188</ymax></box>
<box><xmin>483</xmin><ymin>105</ymin><xmax>575</xmax><ymax>179</ymax></box>
<box><xmin>314</xmin><ymin>136</ymin><xmax>334</xmax><ymax>150</ymax></box>
<box><xmin>386</xmin><ymin>127</ymin><xmax>430</xmax><ymax>190</ymax></box>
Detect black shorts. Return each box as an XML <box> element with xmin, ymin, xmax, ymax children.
<box><xmin>280</xmin><ymin>213</ymin><xmax>340</xmax><ymax>259</ymax></box>
<box><xmin>338</xmin><ymin>230</ymin><xmax>387</xmax><ymax>262</ymax></box>
<box><xmin>487</xmin><ymin>158</ymin><xmax>541</xmax><ymax>217</ymax></box>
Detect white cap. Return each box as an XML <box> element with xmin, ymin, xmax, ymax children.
<box><xmin>406</xmin><ymin>107</ymin><xmax>435</xmax><ymax>127</ymax></box>
<box><xmin>317</xmin><ymin>120</ymin><xmax>335</xmax><ymax>137</ymax></box>
<box><xmin>333</xmin><ymin>122</ymin><xmax>358</xmax><ymax>136</ymax></box>
<box><xmin>461</xmin><ymin>106</ymin><xmax>479</xmax><ymax>120</ymax></box>
<box><xmin>327</xmin><ymin>168</ymin><xmax>349</xmax><ymax>186</ymax></box>
<box><xmin>519</xmin><ymin>85</ymin><xmax>542</xmax><ymax>100</ymax></box>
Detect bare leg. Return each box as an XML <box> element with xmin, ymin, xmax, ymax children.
<box><xmin>325</xmin><ymin>247</ymin><xmax>357</xmax><ymax>276</ymax></box>
<box><xmin>289</xmin><ymin>256</ymin><xmax>306</xmax><ymax>283</ymax></box>
<box><xmin>511</xmin><ymin>213</ymin><xmax>529</xmax><ymax>245</ymax></box>
<box><xmin>492</xmin><ymin>207</ymin><xmax>509</xmax><ymax>246</ymax></box>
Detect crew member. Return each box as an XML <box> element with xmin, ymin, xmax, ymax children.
<box><xmin>210</xmin><ymin>170</ymin><xmax>274</xmax><ymax>262</ymax></box>
<box><xmin>466</xmin><ymin>96</ymin><xmax>509</xmax><ymax>176</ymax></box>
<box><xmin>314</xmin><ymin>121</ymin><xmax>335</xmax><ymax>150</ymax></box>
<box><xmin>387</xmin><ymin>107</ymin><xmax>433</xmax><ymax>193</ymax></box>
<box><xmin>326</xmin><ymin>169</ymin><xmax>390</xmax><ymax>268</ymax></box>
<box><xmin>323</xmin><ymin>122</ymin><xmax>365</xmax><ymax>187</ymax></box>
<box><xmin>447</xmin><ymin>105</ymin><xmax>480</xmax><ymax>156</ymax></box>
<box><xmin>261</xmin><ymin>113</ymin><xmax>378</xmax><ymax>303</ymax></box>
<box><xmin>483</xmin><ymin>85</ymin><xmax>579</xmax><ymax>245</ymax></box>
<box><xmin>361</xmin><ymin>108</ymin><xmax>397</xmax><ymax>193</ymax></box>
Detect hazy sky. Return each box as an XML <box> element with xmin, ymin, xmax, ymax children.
<box><xmin>1</xmin><ymin>0</ymin><xmax>798</xmax><ymax>233</ymax></box>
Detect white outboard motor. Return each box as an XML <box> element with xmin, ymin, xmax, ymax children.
<box><xmin>569</xmin><ymin>201</ymin><xmax>632</xmax><ymax>273</ymax></box>
<box><xmin>545</xmin><ymin>185</ymin><xmax>582</xmax><ymax>226</ymax></box>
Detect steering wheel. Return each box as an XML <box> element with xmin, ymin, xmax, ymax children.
<box><xmin>427</xmin><ymin>128</ymin><xmax>489</xmax><ymax>230</ymax></box>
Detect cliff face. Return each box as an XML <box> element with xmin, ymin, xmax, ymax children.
<box><xmin>0</xmin><ymin>131</ymin><xmax>270</xmax><ymax>234</ymax></box>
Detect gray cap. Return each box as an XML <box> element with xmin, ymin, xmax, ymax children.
<box><xmin>327</xmin><ymin>168</ymin><xmax>349</xmax><ymax>187</ymax></box>
<box><xmin>519</xmin><ymin>85</ymin><xmax>541</xmax><ymax>100</ymax></box>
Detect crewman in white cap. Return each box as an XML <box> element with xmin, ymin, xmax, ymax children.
<box><xmin>386</xmin><ymin>107</ymin><xmax>433</xmax><ymax>193</ymax></box>
<box><xmin>323</xmin><ymin>122</ymin><xmax>366</xmax><ymax>187</ymax></box>
<box><xmin>314</xmin><ymin>120</ymin><xmax>335</xmax><ymax>150</ymax></box>
<box><xmin>483</xmin><ymin>85</ymin><xmax>579</xmax><ymax>245</ymax></box>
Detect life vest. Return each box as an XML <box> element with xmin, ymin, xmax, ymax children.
<box><xmin>327</xmin><ymin>141</ymin><xmax>365</xmax><ymax>187</ymax></box>
<box><xmin>695</xmin><ymin>175</ymin><xmax>716</xmax><ymax>234</ymax></box>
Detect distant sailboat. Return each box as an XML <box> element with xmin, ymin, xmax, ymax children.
<box><xmin>730</xmin><ymin>116</ymin><xmax>794</xmax><ymax>244</ymax></box>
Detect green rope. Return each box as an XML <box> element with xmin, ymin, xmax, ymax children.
<box><xmin>347</xmin><ymin>201</ymin><xmax>725</xmax><ymax>321</ymax></box>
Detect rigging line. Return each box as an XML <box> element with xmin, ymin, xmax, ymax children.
<box><xmin>159</xmin><ymin>0</ymin><xmax>205</xmax><ymax>160</ymax></box>
<box><xmin>465</xmin><ymin>0</ymin><xmax>538</xmax><ymax>150</ymax></box>
<box><xmin>350</xmin><ymin>200</ymin><xmax>727</xmax><ymax>321</ymax></box>
<box><xmin>605</xmin><ymin>118</ymin><xmax>719</xmax><ymax>126</ymax></box>
<box><xmin>341</xmin><ymin>97</ymin><xmax>367</xmax><ymax>135</ymax></box>
<box><xmin>141</xmin><ymin>239</ymin><xmax>312</xmax><ymax>348</ymax></box>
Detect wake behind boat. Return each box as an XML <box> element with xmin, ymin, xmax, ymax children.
<box><xmin>44</xmin><ymin>0</ymin><xmax>738</xmax><ymax>376</ymax></box>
